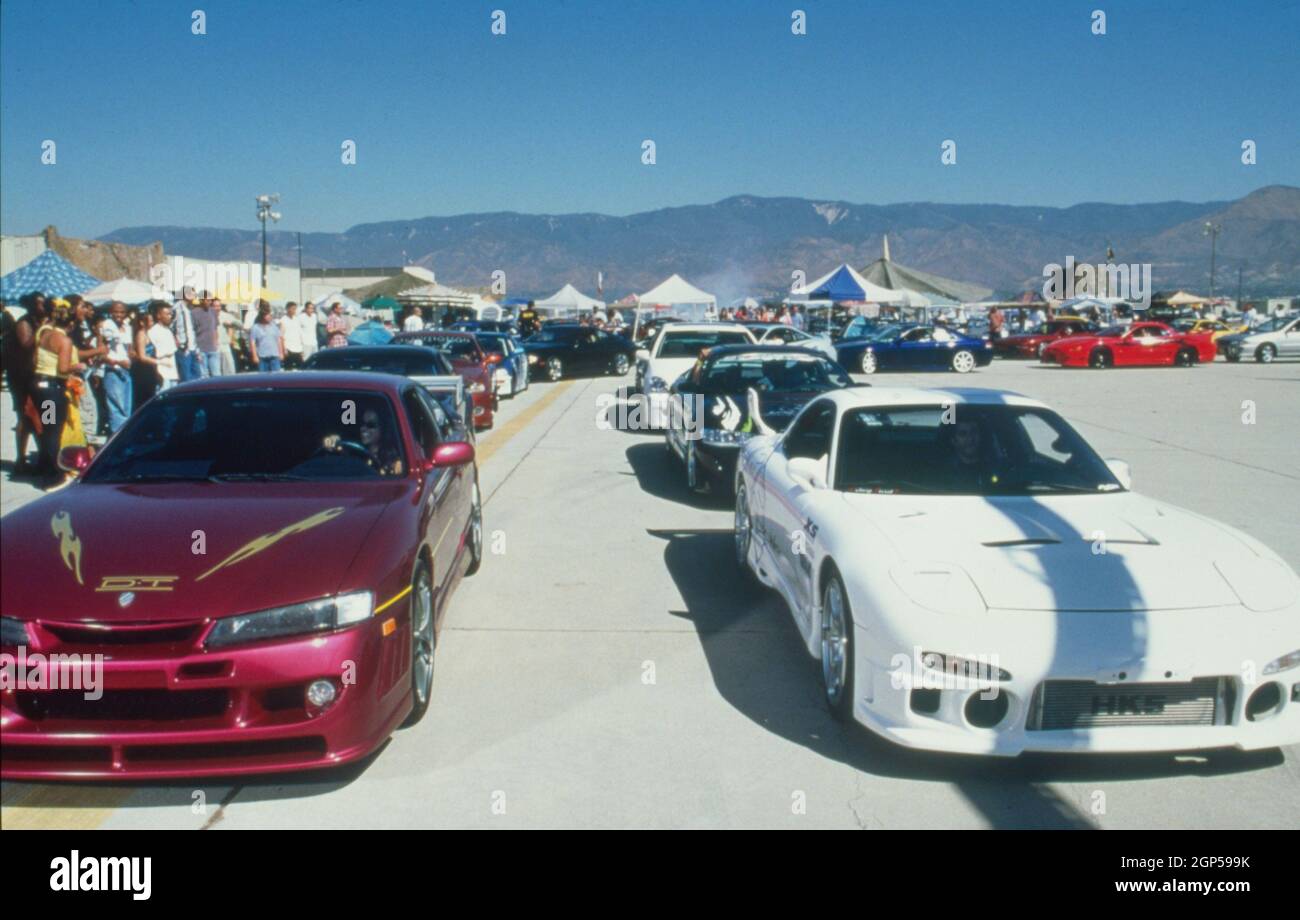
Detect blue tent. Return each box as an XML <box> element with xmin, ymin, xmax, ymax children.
<box><xmin>0</xmin><ymin>249</ymin><xmax>101</xmax><ymax>301</ymax></box>
<box><xmin>799</xmin><ymin>263</ymin><xmax>899</xmax><ymax>302</ymax></box>
<box><xmin>347</xmin><ymin>320</ymin><xmax>394</xmax><ymax>346</ymax></box>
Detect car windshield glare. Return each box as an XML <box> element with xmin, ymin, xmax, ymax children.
<box><xmin>834</xmin><ymin>404</ymin><xmax>1123</xmax><ymax>496</ymax></box>
<box><xmin>701</xmin><ymin>355</ymin><xmax>850</xmax><ymax>394</ymax></box>
<box><xmin>657</xmin><ymin>331</ymin><xmax>752</xmax><ymax>358</ymax></box>
<box><xmin>85</xmin><ymin>391</ymin><xmax>407</xmax><ymax>483</ymax></box>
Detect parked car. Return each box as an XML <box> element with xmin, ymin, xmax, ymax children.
<box><xmin>1217</xmin><ymin>313</ymin><xmax>1300</xmax><ymax>363</ymax></box>
<box><xmin>474</xmin><ymin>331</ymin><xmax>529</xmax><ymax>397</ymax></box>
<box><xmin>0</xmin><ymin>372</ymin><xmax>483</xmax><ymax>778</ymax></box>
<box><xmin>836</xmin><ymin>323</ymin><xmax>993</xmax><ymax>374</ymax></box>
<box><xmin>522</xmin><ymin>324</ymin><xmax>637</xmax><ymax>382</ymax></box>
<box><xmin>304</xmin><ymin>345</ymin><xmax>474</xmax><ymax>432</ymax></box>
<box><xmin>393</xmin><ymin>330</ymin><xmax>500</xmax><ymax>428</ymax></box>
<box><xmin>733</xmin><ymin>386</ymin><xmax>1300</xmax><ymax>755</ymax></box>
<box><xmin>638</xmin><ymin>323</ymin><xmax>756</xmax><ymax>423</ymax></box>
<box><xmin>741</xmin><ymin>323</ymin><xmax>837</xmax><ymax>360</ymax></box>
<box><xmin>1040</xmin><ymin>322</ymin><xmax>1206</xmax><ymax>368</ymax></box>
<box><xmin>991</xmin><ymin>316</ymin><xmax>1097</xmax><ymax>359</ymax></box>
<box><xmin>665</xmin><ymin>345</ymin><xmax>856</xmax><ymax>495</ymax></box>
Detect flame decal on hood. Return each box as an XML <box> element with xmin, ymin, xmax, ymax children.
<box><xmin>196</xmin><ymin>507</ymin><xmax>345</xmax><ymax>582</ymax></box>
<box><xmin>50</xmin><ymin>511</ymin><xmax>84</xmax><ymax>585</ymax></box>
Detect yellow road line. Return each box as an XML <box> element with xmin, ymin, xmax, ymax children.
<box><xmin>475</xmin><ymin>380</ymin><xmax>574</xmax><ymax>467</ymax></box>
<box><xmin>1</xmin><ymin>785</ymin><xmax>134</xmax><ymax>830</ymax></box>
<box><xmin>0</xmin><ymin>379</ymin><xmax>577</xmax><ymax>831</ymax></box>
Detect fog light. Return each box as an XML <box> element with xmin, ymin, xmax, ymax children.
<box><xmin>964</xmin><ymin>690</ymin><xmax>1010</xmax><ymax>728</ymax></box>
<box><xmin>910</xmin><ymin>688</ymin><xmax>941</xmax><ymax>715</ymax></box>
<box><xmin>306</xmin><ymin>679</ymin><xmax>337</xmax><ymax>708</ymax></box>
<box><xmin>1245</xmin><ymin>682</ymin><xmax>1282</xmax><ymax>722</ymax></box>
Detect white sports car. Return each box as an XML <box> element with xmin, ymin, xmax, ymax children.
<box><xmin>638</xmin><ymin>323</ymin><xmax>755</xmax><ymax>425</ymax></box>
<box><xmin>734</xmin><ymin>387</ymin><xmax>1300</xmax><ymax>755</ymax></box>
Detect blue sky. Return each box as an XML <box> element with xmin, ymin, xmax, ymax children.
<box><xmin>2</xmin><ymin>0</ymin><xmax>1297</xmax><ymax>238</ymax></box>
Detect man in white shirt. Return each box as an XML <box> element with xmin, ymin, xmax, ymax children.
<box><xmin>300</xmin><ymin>302</ymin><xmax>320</xmax><ymax>360</ymax></box>
<box><xmin>403</xmin><ymin>307</ymin><xmax>425</xmax><ymax>332</ymax></box>
<box><xmin>148</xmin><ymin>302</ymin><xmax>180</xmax><ymax>390</ymax></box>
<box><xmin>281</xmin><ymin>302</ymin><xmax>305</xmax><ymax>369</ymax></box>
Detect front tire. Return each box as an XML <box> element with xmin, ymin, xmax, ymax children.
<box><xmin>1174</xmin><ymin>347</ymin><xmax>1197</xmax><ymax>367</ymax></box>
<box><xmin>821</xmin><ymin>568</ymin><xmax>855</xmax><ymax>721</ymax></box>
<box><xmin>685</xmin><ymin>441</ymin><xmax>701</xmax><ymax>493</ymax></box>
<box><xmin>950</xmin><ymin>349</ymin><xmax>976</xmax><ymax>373</ymax></box>
<box><xmin>1088</xmin><ymin>348</ymin><xmax>1112</xmax><ymax>369</ymax></box>
<box><xmin>610</xmin><ymin>353</ymin><xmax>630</xmax><ymax>376</ymax></box>
<box><xmin>1256</xmin><ymin>344</ymin><xmax>1277</xmax><ymax>364</ymax></box>
<box><xmin>401</xmin><ymin>564</ymin><xmax>435</xmax><ymax>727</ymax></box>
<box><xmin>465</xmin><ymin>477</ymin><xmax>483</xmax><ymax>575</ymax></box>
<box><xmin>859</xmin><ymin>350</ymin><xmax>878</xmax><ymax>374</ymax></box>
<box><xmin>546</xmin><ymin>357</ymin><xmax>564</xmax><ymax>381</ymax></box>
<box><xmin>734</xmin><ymin>482</ymin><xmax>754</xmax><ymax>573</ymax></box>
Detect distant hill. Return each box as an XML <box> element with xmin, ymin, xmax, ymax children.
<box><xmin>99</xmin><ymin>186</ymin><xmax>1300</xmax><ymax>300</ymax></box>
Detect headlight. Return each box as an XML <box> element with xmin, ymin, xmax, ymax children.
<box><xmin>467</xmin><ymin>382</ymin><xmax>486</xmax><ymax>393</ymax></box>
<box><xmin>701</xmin><ymin>428</ymin><xmax>752</xmax><ymax>444</ymax></box>
<box><xmin>1264</xmin><ymin>650</ymin><xmax>1300</xmax><ymax>675</ymax></box>
<box><xmin>1</xmin><ymin>616</ymin><xmax>29</xmax><ymax>646</ymax></box>
<box><xmin>648</xmin><ymin>376</ymin><xmax>668</xmax><ymax>392</ymax></box>
<box><xmin>204</xmin><ymin>591</ymin><xmax>373</xmax><ymax>649</ymax></box>
<box><xmin>527</xmin><ymin>353</ymin><xmax>539</xmax><ymax>364</ymax></box>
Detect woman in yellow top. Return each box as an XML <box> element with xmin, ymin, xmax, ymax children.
<box><xmin>32</xmin><ymin>300</ymin><xmax>87</xmax><ymax>484</ymax></box>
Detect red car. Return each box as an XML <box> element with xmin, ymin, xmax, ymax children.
<box><xmin>1040</xmin><ymin>321</ymin><xmax>1211</xmax><ymax>368</ymax></box>
<box><xmin>0</xmin><ymin>372</ymin><xmax>483</xmax><ymax>779</ymax></box>
<box><xmin>992</xmin><ymin>316</ymin><xmax>1096</xmax><ymax>359</ymax></box>
<box><xmin>393</xmin><ymin>330</ymin><xmax>499</xmax><ymax>429</ymax></box>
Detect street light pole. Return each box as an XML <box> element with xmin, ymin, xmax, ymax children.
<box><xmin>255</xmin><ymin>194</ymin><xmax>281</xmax><ymax>294</ymax></box>
<box><xmin>1203</xmin><ymin>221</ymin><xmax>1222</xmax><ymax>300</ymax></box>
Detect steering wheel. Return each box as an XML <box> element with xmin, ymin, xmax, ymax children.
<box><xmin>315</xmin><ymin>438</ymin><xmax>370</xmax><ymax>461</ymax></box>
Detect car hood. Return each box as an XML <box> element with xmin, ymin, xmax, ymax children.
<box><xmin>647</xmin><ymin>356</ymin><xmax>698</xmax><ymax>385</ymax></box>
<box><xmin>1</xmin><ymin>483</ymin><xmax>405</xmax><ymax>623</ymax></box>
<box><xmin>838</xmin><ymin>492</ymin><xmax>1297</xmax><ymax>612</ymax></box>
<box><xmin>702</xmin><ymin>389</ymin><xmax>825</xmax><ymax>434</ymax></box>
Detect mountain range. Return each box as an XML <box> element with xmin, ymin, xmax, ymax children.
<box><xmin>99</xmin><ymin>185</ymin><xmax>1300</xmax><ymax>301</ymax></box>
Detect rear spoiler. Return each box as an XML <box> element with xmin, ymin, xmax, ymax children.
<box><xmin>412</xmin><ymin>374</ymin><xmax>470</xmax><ymax>423</ymax></box>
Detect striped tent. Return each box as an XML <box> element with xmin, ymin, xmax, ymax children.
<box><xmin>0</xmin><ymin>249</ymin><xmax>101</xmax><ymax>300</ymax></box>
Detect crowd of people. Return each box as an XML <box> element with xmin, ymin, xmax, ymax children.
<box><xmin>0</xmin><ymin>289</ymin><xmax>354</xmax><ymax>488</ymax></box>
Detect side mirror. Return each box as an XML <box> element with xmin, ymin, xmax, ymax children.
<box><xmin>1105</xmin><ymin>458</ymin><xmax>1132</xmax><ymax>490</ymax></box>
<box><xmin>787</xmin><ymin>455</ymin><xmax>829</xmax><ymax>490</ymax></box>
<box><xmin>430</xmin><ymin>441</ymin><xmax>475</xmax><ymax>468</ymax></box>
<box><xmin>58</xmin><ymin>445</ymin><xmax>93</xmax><ymax>475</ymax></box>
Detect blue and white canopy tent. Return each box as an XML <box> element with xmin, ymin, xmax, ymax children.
<box><xmin>792</xmin><ymin>263</ymin><xmax>900</xmax><ymax>304</ymax></box>
<box><xmin>0</xmin><ymin>249</ymin><xmax>101</xmax><ymax>301</ymax></box>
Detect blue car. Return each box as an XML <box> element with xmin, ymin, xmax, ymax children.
<box><xmin>835</xmin><ymin>323</ymin><xmax>993</xmax><ymax>375</ymax></box>
<box><xmin>475</xmin><ymin>331</ymin><xmax>529</xmax><ymax>396</ymax></box>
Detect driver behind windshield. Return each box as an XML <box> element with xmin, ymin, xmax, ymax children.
<box><xmin>322</xmin><ymin>407</ymin><xmax>404</xmax><ymax>475</ymax></box>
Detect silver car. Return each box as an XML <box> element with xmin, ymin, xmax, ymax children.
<box><xmin>743</xmin><ymin>323</ymin><xmax>838</xmax><ymax>361</ymax></box>
<box><xmin>1219</xmin><ymin>313</ymin><xmax>1300</xmax><ymax>363</ymax></box>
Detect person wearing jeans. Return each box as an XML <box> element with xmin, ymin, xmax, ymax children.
<box><xmin>249</xmin><ymin>301</ymin><xmax>284</xmax><ymax>372</ymax></box>
<box><xmin>97</xmin><ymin>301</ymin><xmax>134</xmax><ymax>434</ymax></box>
<box><xmin>192</xmin><ymin>296</ymin><xmax>222</xmax><ymax>378</ymax></box>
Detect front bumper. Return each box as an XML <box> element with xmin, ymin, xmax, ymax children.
<box><xmin>849</xmin><ymin>601</ymin><xmax>1300</xmax><ymax>757</ymax></box>
<box><xmin>1</xmin><ymin>615</ymin><xmax>409</xmax><ymax>780</ymax></box>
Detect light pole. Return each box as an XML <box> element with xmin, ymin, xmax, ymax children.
<box><xmin>1203</xmin><ymin>221</ymin><xmax>1222</xmax><ymax>300</ymax></box>
<box><xmin>256</xmin><ymin>194</ymin><xmax>281</xmax><ymax>293</ymax></box>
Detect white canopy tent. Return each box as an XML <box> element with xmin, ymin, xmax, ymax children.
<box><xmin>534</xmin><ymin>283</ymin><xmax>606</xmax><ymax>317</ymax></box>
<box><xmin>308</xmin><ymin>288</ymin><xmax>363</xmax><ymax>316</ymax></box>
<box><xmin>638</xmin><ymin>274</ymin><xmax>716</xmax><ymax>321</ymax></box>
<box><xmin>83</xmin><ymin>277</ymin><xmax>156</xmax><ymax>305</ymax></box>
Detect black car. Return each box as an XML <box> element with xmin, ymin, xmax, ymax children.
<box><xmin>522</xmin><ymin>325</ymin><xmax>637</xmax><ymax>381</ymax></box>
<box><xmin>303</xmin><ymin>345</ymin><xmax>474</xmax><ymax>436</ymax></box>
<box><xmin>664</xmin><ymin>344</ymin><xmax>858</xmax><ymax>495</ymax></box>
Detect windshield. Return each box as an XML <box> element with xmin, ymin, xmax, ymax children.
<box><xmin>864</xmin><ymin>323</ymin><xmax>904</xmax><ymax>341</ymax></box>
<box><xmin>656</xmin><ymin>330</ymin><xmax>752</xmax><ymax>358</ymax></box>
<box><xmin>834</xmin><ymin>404</ymin><xmax>1122</xmax><ymax>496</ymax></box>
<box><xmin>85</xmin><ymin>391</ymin><xmax>407</xmax><ymax>483</ymax></box>
<box><xmin>526</xmin><ymin>328</ymin><xmax>577</xmax><ymax>345</ymax></box>
<box><xmin>700</xmin><ymin>354</ymin><xmax>851</xmax><ymax>394</ymax></box>
<box><xmin>477</xmin><ymin>336</ymin><xmax>508</xmax><ymax>354</ymax></box>
<box><xmin>306</xmin><ymin>351</ymin><xmax>450</xmax><ymax>376</ymax></box>
<box><xmin>1254</xmin><ymin>314</ymin><xmax>1296</xmax><ymax>333</ymax></box>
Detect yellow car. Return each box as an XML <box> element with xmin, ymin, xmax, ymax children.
<box><xmin>1175</xmin><ymin>318</ymin><xmax>1248</xmax><ymax>340</ymax></box>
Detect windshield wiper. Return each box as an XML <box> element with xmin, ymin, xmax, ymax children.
<box><xmin>207</xmin><ymin>472</ymin><xmax>313</xmax><ymax>482</ymax></box>
<box><xmin>101</xmin><ymin>472</ymin><xmax>210</xmax><ymax>483</ymax></box>
<box><xmin>1020</xmin><ymin>482</ymin><xmax>1102</xmax><ymax>494</ymax></box>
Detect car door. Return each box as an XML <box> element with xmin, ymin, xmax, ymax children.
<box><xmin>403</xmin><ymin>387</ymin><xmax>461</xmax><ymax>593</ymax></box>
<box><xmin>766</xmin><ymin>400</ymin><xmax>836</xmax><ymax>618</ymax></box>
<box><xmin>1282</xmin><ymin>317</ymin><xmax>1300</xmax><ymax>356</ymax></box>
<box><xmin>897</xmin><ymin>327</ymin><xmax>935</xmax><ymax>368</ymax></box>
